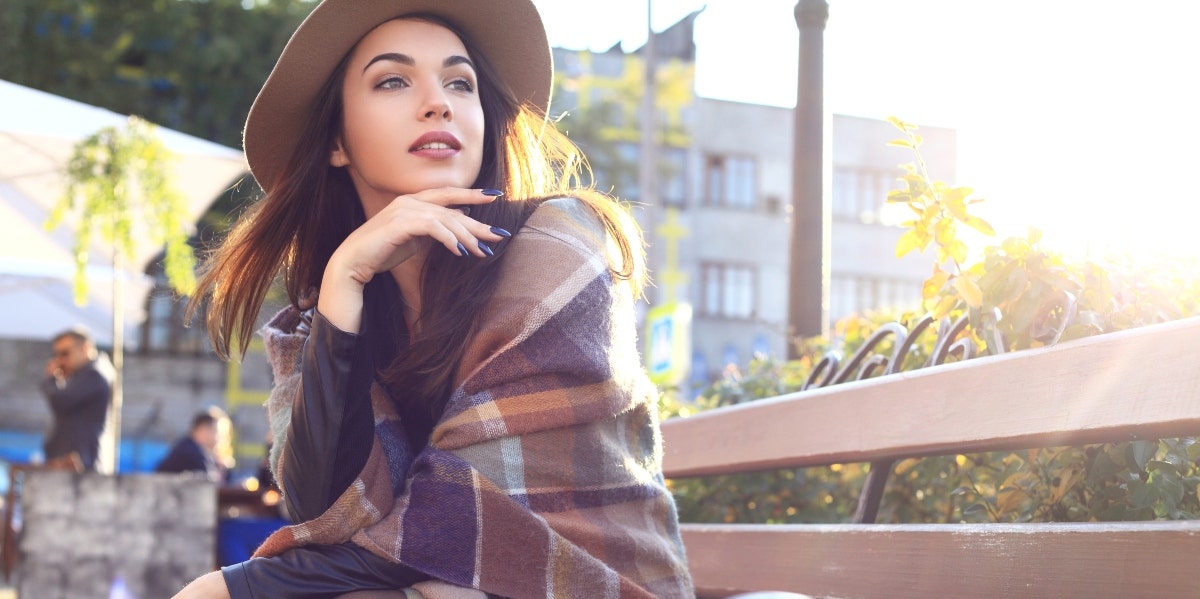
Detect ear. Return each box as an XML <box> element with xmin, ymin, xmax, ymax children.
<box><xmin>330</xmin><ymin>137</ymin><xmax>350</xmax><ymax>167</ymax></box>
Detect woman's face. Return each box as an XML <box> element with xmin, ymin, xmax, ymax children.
<box><xmin>333</xmin><ymin>19</ymin><xmax>485</xmax><ymax>216</ymax></box>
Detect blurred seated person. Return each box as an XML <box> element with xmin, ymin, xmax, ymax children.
<box><xmin>156</xmin><ymin>407</ymin><xmax>230</xmax><ymax>483</ymax></box>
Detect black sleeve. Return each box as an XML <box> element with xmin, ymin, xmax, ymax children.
<box><xmin>281</xmin><ymin>310</ymin><xmax>376</xmax><ymax>523</ymax></box>
<box><xmin>155</xmin><ymin>440</ymin><xmax>207</xmax><ymax>473</ymax></box>
<box><xmin>41</xmin><ymin>368</ymin><xmax>107</xmax><ymax>412</ymax></box>
<box><xmin>221</xmin><ymin>542</ymin><xmax>428</xmax><ymax>599</ymax></box>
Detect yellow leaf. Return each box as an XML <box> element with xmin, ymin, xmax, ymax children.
<box><xmin>886</xmin><ymin>115</ymin><xmax>917</xmax><ymax>132</ymax></box>
<box><xmin>954</xmin><ymin>276</ymin><xmax>984</xmax><ymax>308</ymax></box>
<box><xmin>996</xmin><ymin>487</ymin><xmax>1027</xmax><ymax>516</ymax></box>
<box><xmin>886</xmin><ymin>189</ymin><xmax>912</xmax><ymax>203</ymax></box>
<box><xmin>887</xmin><ymin>138</ymin><xmax>913</xmax><ymax>148</ymax></box>
<box><xmin>934</xmin><ymin>219</ymin><xmax>956</xmax><ymax>247</ymax></box>
<box><xmin>1051</xmin><ymin>466</ymin><xmax>1083</xmax><ymax>503</ymax></box>
<box><xmin>947</xmin><ymin>239</ymin><xmax>968</xmax><ymax>264</ymax></box>
<box><xmin>945</xmin><ymin>196</ymin><xmax>969</xmax><ymax>221</ymax></box>
<box><xmin>1001</xmin><ymin>237</ymin><xmax>1026</xmax><ymax>255</ymax></box>
<box><xmin>1027</xmin><ymin>227</ymin><xmax>1043</xmax><ymax>245</ymax></box>
<box><xmin>894</xmin><ymin>457</ymin><xmax>922</xmax><ymax>475</ymax></box>
<box><xmin>964</xmin><ymin>215</ymin><xmax>996</xmax><ymax>236</ymax></box>
<box><xmin>932</xmin><ymin>294</ymin><xmax>958</xmax><ymax>319</ymax></box>
<box><xmin>895</xmin><ymin>229</ymin><xmax>922</xmax><ymax>257</ymax></box>
<box><xmin>923</xmin><ymin>270</ymin><xmax>950</xmax><ymax>301</ymax></box>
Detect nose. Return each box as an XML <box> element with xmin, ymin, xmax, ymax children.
<box><xmin>420</xmin><ymin>89</ymin><xmax>453</xmax><ymax>121</ymax></box>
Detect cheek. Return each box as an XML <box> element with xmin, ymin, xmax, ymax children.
<box><xmin>341</xmin><ymin>104</ymin><xmax>390</xmax><ymax>158</ymax></box>
<box><xmin>464</xmin><ymin>105</ymin><xmax>487</xmax><ymax>166</ymax></box>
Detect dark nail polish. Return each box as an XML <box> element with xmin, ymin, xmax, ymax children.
<box><xmin>477</xmin><ymin>241</ymin><xmax>494</xmax><ymax>257</ymax></box>
<box><xmin>456</xmin><ymin>242</ymin><xmax>469</xmax><ymax>257</ymax></box>
<box><xmin>490</xmin><ymin>226</ymin><xmax>512</xmax><ymax>238</ymax></box>
<box><xmin>481</xmin><ymin>188</ymin><xmax>504</xmax><ymax>197</ymax></box>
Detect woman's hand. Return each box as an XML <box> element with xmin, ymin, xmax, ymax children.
<box><xmin>318</xmin><ymin>188</ymin><xmax>510</xmax><ymax>333</ymax></box>
<box><xmin>171</xmin><ymin>570</ymin><xmax>231</xmax><ymax>599</ymax></box>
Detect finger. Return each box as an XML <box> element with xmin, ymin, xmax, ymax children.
<box><xmin>420</xmin><ymin>216</ymin><xmax>472</xmax><ymax>257</ymax></box>
<box><xmin>447</xmin><ymin>209</ymin><xmax>511</xmax><ymax>242</ymax></box>
<box><xmin>406</xmin><ymin>187</ymin><xmax>504</xmax><ymax>208</ymax></box>
<box><xmin>442</xmin><ymin>214</ymin><xmax>499</xmax><ymax>258</ymax></box>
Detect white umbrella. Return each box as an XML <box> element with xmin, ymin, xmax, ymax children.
<box><xmin>0</xmin><ymin>79</ymin><xmax>246</xmax><ymax>346</ymax></box>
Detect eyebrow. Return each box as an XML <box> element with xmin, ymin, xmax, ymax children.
<box><xmin>362</xmin><ymin>53</ymin><xmax>475</xmax><ymax>73</ymax></box>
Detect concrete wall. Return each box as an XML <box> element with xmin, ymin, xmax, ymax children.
<box><xmin>17</xmin><ymin>470</ymin><xmax>215</xmax><ymax>598</ymax></box>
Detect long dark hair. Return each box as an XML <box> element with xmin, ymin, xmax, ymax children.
<box><xmin>188</xmin><ymin>15</ymin><xmax>644</xmax><ymax>436</ymax></box>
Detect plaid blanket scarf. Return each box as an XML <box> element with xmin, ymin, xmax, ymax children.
<box><xmin>253</xmin><ymin>198</ymin><xmax>693</xmax><ymax>598</ymax></box>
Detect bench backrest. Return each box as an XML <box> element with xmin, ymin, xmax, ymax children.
<box><xmin>661</xmin><ymin>316</ymin><xmax>1200</xmax><ymax>598</ymax></box>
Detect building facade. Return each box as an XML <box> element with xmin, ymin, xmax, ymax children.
<box><xmin>550</xmin><ymin>19</ymin><xmax>957</xmax><ymax>390</ymax></box>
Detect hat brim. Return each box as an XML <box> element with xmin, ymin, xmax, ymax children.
<box><xmin>243</xmin><ymin>0</ymin><xmax>552</xmax><ymax>194</ymax></box>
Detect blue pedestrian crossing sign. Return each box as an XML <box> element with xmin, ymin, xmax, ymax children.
<box><xmin>644</xmin><ymin>302</ymin><xmax>692</xmax><ymax>386</ymax></box>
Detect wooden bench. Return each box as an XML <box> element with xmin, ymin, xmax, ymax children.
<box><xmin>661</xmin><ymin>316</ymin><xmax>1200</xmax><ymax>598</ymax></box>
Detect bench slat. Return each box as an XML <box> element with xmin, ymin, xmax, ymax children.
<box><xmin>682</xmin><ymin>521</ymin><xmax>1200</xmax><ymax>598</ymax></box>
<box><xmin>663</xmin><ymin>317</ymin><xmax>1200</xmax><ymax>478</ymax></box>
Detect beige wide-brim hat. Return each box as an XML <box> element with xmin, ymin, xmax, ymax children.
<box><xmin>243</xmin><ymin>0</ymin><xmax>552</xmax><ymax>194</ymax></box>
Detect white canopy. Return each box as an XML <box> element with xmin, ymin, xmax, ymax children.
<box><xmin>0</xmin><ymin>79</ymin><xmax>247</xmax><ymax>345</ymax></box>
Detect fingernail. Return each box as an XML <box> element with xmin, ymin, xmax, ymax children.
<box><xmin>481</xmin><ymin>188</ymin><xmax>504</xmax><ymax>197</ymax></box>
<box><xmin>490</xmin><ymin>226</ymin><xmax>511</xmax><ymax>238</ymax></box>
<box><xmin>456</xmin><ymin>242</ymin><xmax>469</xmax><ymax>257</ymax></box>
<box><xmin>477</xmin><ymin>241</ymin><xmax>494</xmax><ymax>257</ymax></box>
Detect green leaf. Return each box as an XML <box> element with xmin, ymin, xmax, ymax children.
<box><xmin>1146</xmin><ymin>460</ymin><xmax>1179</xmax><ymax>475</ymax></box>
<box><xmin>1130</xmin><ymin>481</ymin><xmax>1160</xmax><ymax>510</ymax></box>
<box><xmin>1154</xmin><ymin>471</ymin><xmax>1186</xmax><ymax>506</ymax></box>
<box><xmin>1131</xmin><ymin>440</ymin><xmax>1157</xmax><ymax>471</ymax></box>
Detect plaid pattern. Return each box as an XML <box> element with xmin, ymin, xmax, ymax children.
<box><xmin>255</xmin><ymin>198</ymin><xmax>693</xmax><ymax>598</ymax></box>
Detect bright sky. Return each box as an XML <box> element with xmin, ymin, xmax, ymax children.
<box><xmin>532</xmin><ymin>0</ymin><xmax>1200</xmax><ymax>263</ymax></box>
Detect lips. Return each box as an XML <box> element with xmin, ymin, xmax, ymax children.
<box><xmin>410</xmin><ymin>131</ymin><xmax>461</xmax><ymax>152</ymax></box>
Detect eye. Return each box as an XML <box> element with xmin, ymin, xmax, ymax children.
<box><xmin>447</xmin><ymin>78</ymin><xmax>475</xmax><ymax>93</ymax></box>
<box><xmin>375</xmin><ymin>76</ymin><xmax>409</xmax><ymax>91</ymax></box>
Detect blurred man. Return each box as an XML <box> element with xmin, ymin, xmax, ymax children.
<box><xmin>40</xmin><ymin>327</ymin><xmax>114</xmax><ymax>471</ymax></box>
<box><xmin>156</xmin><ymin>407</ymin><xmax>229</xmax><ymax>482</ymax></box>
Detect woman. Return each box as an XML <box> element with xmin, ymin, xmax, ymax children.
<box><xmin>176</xmin><ymin>0</ymin><xmax>693</xmax><ymax>597</ymax></box>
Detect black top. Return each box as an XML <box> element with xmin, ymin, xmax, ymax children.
<box><xmin>155</xmin><ymin>436</ymin><xmax>218</xmax><ymax>481</ymax></box>
<box><xmin>222</xmin><ymin>275</ymin><xmax>431</xmax><ymax>598</ymax></box>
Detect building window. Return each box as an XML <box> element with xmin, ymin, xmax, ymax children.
<box><xmin>699</xmin><ymin>262</ymin><xmax>757</xmax><ymax>319</ymax></box>
<box><xmin>829</xmin><ymin>274</ymin><xmax>921</xmax><ymax>322</ymax></box>
<box><xmin>140</xmin><ymin>265</ymin><xmax>209</xmax><ymax>355</ymax></box>
<box><xmin>833</xmin><ymin>167</ymin><xmax>901</xmax><ymax>224</ymax></box>
<box><xmin>703</xmin><ymin>154</ymin><xmax>756</xmax><ymax>209</ymax></box>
